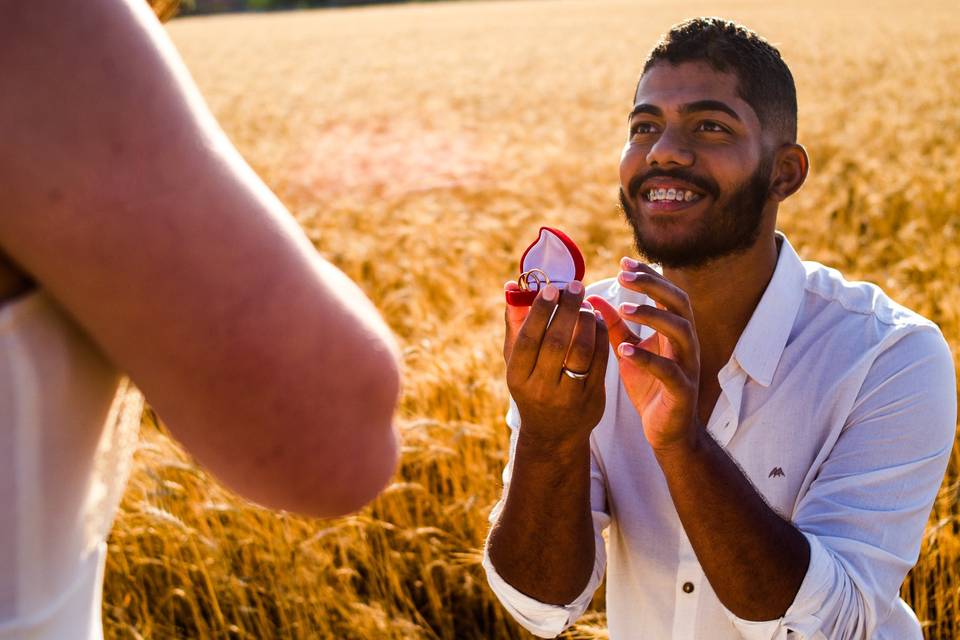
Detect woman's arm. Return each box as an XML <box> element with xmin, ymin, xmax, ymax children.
<box><xmin>0</xmin><ymin>0</ymin><xmax>400</xmax><ymax>517</ymax></box>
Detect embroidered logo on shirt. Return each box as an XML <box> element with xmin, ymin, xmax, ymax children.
<box><xmin>768</xmin><ymin>467</ymin><xmax>785</xmax><ymax>478</ymax></box>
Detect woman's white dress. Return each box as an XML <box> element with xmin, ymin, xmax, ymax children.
<box><xmin>0</xmin><ymin>289</ymin><xmax>142</xmax><ymax>640</ymax></box>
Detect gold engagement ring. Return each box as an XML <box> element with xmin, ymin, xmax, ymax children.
<box><xmin>518</xmin><ymin>268</ymin><xmax>550</xmax><ymax>292</ymax></box>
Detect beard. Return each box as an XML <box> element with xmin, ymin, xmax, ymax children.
<box><xmin>618</xmin><ymin>156</ymin><xmax>773</xmax><ymax>270</ymax></box>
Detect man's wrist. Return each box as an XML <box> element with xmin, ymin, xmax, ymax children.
<box><xmin>651</xmin><ymin>424</ymin><xmax>708</xmax><ymax>465</ymax></box>
<box><xmin>516</xmin><ymin>425</ymin><xmax>591</xmax><ymax>464</ymax></box>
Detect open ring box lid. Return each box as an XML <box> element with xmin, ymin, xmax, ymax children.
<box><xmin>505</xmin><ymin>227</ymin><xmax>586</xmax><ymax>306</ymax></box>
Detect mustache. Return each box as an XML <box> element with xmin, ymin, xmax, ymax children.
<box><xmin>627</xmin><ymin>168</ymin><xmax>720</xmax><ymax>201</ymax></box>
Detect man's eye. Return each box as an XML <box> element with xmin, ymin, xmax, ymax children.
<box><xmin>696</xmin><ymin>121</ymin><xmax>728</xmax><ymax>133</ymax></box>
<box><xmin>630</xmin><ymin>123</ymin><xmax>657</xmax><ymax>137</ymax></box>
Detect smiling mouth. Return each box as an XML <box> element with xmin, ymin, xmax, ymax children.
<box><xmin>643</xmin><ymin>188</ymin><xmax>704</xmax><ymax>204</ymax></box>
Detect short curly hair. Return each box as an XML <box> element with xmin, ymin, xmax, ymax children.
<box><xmin>639</xmin><ymin>17</ymin><xmax>798</xmax><ymax>143</ymax></box>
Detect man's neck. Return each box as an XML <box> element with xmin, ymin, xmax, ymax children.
<box><xmin>662</xmin><ymin>232</ymin><xmax>781</xmax><ymax>378</ymax></box>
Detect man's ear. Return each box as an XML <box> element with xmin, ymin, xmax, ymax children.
<box><xmin>768</xmin><ymin>143</ymin><xmax>809</xmax><ymax>202</ymax></box>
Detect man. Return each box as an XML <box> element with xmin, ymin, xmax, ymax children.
<box><xmin>484</xmin><ymin>17</ymin><xmax>956</xmax><ymax>639</ymax></box>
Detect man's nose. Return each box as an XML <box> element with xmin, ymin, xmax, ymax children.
<box><xmin>645</xmin><ymin>127</ymin><xmax>694</xmax><ymax>168</ymax></box>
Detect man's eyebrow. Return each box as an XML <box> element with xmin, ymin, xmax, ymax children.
<box><xmin>679</xmin><ymin>100</ymin><xmax>743</xmax><ymax>122</ymax></box>
<box><xmin>627</xmin><ymin>100</ymin><xmax>743</xmax><ymax>123</ymax></box>
<box><xmin>627</xmin><ymin>103</ymin><xmax>663</xmax><ymax>122</ymax></box>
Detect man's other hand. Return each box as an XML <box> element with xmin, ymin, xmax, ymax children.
<box><xmin>589</xmin><ymin>259</ymin><xmax>700</xmax><ymax>453</ymax></box>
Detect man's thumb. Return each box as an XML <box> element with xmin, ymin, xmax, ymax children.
<box><xmin>503</xmin><ymin>281</ymin><xmax>530</xmax><ymax>362</ymax></box>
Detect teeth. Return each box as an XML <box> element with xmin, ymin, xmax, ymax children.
<box><xmin>647</xmin><ymin>188</ymin><xmax>701</xmax><ymax>202</ymax></box>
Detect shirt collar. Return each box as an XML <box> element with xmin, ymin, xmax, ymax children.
<box><xmin>731</xmin><ymin>232</ymin><xmax>807</xmax><ymax>387</ymax></box>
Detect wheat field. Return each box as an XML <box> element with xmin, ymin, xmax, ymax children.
<box><xmin>103</xmin><ymin>1</ymin><xmax>960</xmax><ymax>638</ymax></box>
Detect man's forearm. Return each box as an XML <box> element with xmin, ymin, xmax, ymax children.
<box><xmin>487</xmin><ymin>431</ymin><xmax>596</xmax><ymax>605</ymax></box>
<box><xmin>655</xmin><ymin>430</ymin><xmax>810</xmax><ymax>620</ymax></box>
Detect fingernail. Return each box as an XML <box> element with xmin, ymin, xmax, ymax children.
<box><xmin>619</xmin><ymin>343</ymin><xmax>635</xmax><ymax>356</ymax></box>
<box><xmin>568</xmin><ymin>281</ymin><xmax>583</xmax><ymax>295</ymax></box>
<box><xmin>621</xmin><ymin>302</ymin><xmax>638</xmax><ymax>314</ymax></box>
<box><xmin>594</xmin><ymin>310</ymin><xmax>604</xmax><ymax>322</ymax></box>
<box><xmin>621</xmin><ymin>257</ymin><xmax>640</xmax><ymax>269</ymax></box>
<box><xmin>542</xmin><ymin>285</ymin><xmax>558</xmax><ymax>301</ymax></box>
<box><xmin>620</xmin><ymin>271</ymin><xmax>638</xmax><ymax>282</ymax></box>
<box><xmin>580</xmin><ymin>300</ymin><xmax>594</xmax><ymax>312</ymax></box>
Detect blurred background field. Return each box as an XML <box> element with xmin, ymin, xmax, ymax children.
<box><xmin>105</xmin><ymin>0</ymin><xmax>960</xmax><ymax>637</ymax></box>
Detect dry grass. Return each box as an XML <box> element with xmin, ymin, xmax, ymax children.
<box><xmin>104</xmin><ymin>1</ymin><xmax>960</xmax><ymax>637</ymax></box>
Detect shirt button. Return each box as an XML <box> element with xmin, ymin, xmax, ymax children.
<box><xmin>682</xmin><ymin>581</ymin><xmax>695</xmax><ymax>594</ymax></box>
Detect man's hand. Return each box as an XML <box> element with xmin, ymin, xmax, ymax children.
<box><xmin>588</xmin><ymin>258</ymin><xmax>701</xmax><ymax>452</ymax></box>
<box><xmin>504</xmin><ymin>280</ymin><xmax>609</xmax><ymax>448</ymax></box>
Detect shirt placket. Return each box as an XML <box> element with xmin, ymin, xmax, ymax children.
<box><xmin>671</xmin><ymin>362</ymin><xmax>747</xmax><ymax>638</ymax></box>
<box><xmin>671</xmin><ymin>532</ymin><xmax>705</xmax><ymax>639</ymax></box>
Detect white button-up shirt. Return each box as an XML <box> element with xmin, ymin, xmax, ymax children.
<box><xmin>483</xmin><ymin>233</ymin><xmax>957</xmax><ymax>639</ymax></box>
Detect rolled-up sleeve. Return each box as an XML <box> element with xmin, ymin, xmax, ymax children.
<box><xmin>727</xmin><ymin>326</ymin><xmax>957</xmax><ymax>640</ymax></box>
<box><xmin>482</xmin><ymin>398</ymin><xmax>610</xmax><ymax>638</ymax></box>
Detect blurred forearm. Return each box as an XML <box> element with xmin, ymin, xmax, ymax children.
<box><xmin>0</xmin><ymin>0</ymin><xmax>401</xmax><ymax>517</ymax></box>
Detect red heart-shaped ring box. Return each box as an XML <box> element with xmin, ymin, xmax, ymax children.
<box><xmin>505</xmin><ymin>227</ymin><xmax>586</xmax><ymax>306</ymax></box>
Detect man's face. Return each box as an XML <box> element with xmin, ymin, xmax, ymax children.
<box><xmin>619</xmin><ymin>61</ymin><xmax>773</xmax><ymax>269</ymax></box>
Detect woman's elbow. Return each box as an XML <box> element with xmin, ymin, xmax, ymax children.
<box><xmin>318</xmin><ymin>420</ymin><xmax>400</xmax><ymax>517</ymax></box>
<box><xmin>280</xmin><ymin>341</ymin><xmax>402</xmax><ymax>517</ymax></box>
<box><xmin>199</xmin><ymin>338</ymin><xmax>403</xmax><ymax>518</ymax></box>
